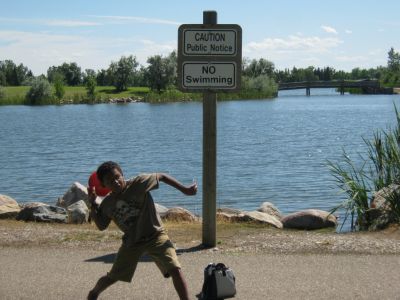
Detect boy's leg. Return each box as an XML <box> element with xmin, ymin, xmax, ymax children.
<box><xmin>87</xmin><ymin>275</ymin><xmax>117</xmax><ymax>300</ymax></box>
<box><xmin>147</xmin><ymin>233</ymin><xmax>190</xmax><ymax>299</ymax></box>
<box><xmin>170</xmin><ymin>267</ymin><xmax>190</xmax><ymax>300</ymax></box>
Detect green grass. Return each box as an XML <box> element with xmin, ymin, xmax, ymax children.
<box><xmin>0</xmin><ymin>86</ymin><xmax>152</xmax><ymax>105</ymax></box>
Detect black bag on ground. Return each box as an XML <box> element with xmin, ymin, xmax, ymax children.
<box><xmin>199</xmin><ymin>263</ymin><xmax>236</xmax><ymax>300</ymax></box>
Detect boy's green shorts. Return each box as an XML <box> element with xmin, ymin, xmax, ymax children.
<box><xmin>107</xmin><ymin>232</ymin><xmax>181</xmax><ymax>282</ymax></box>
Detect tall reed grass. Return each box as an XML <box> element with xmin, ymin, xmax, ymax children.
<box><xmin>329</xmin><ymin>104</ymin><xmax>400</xmax><ymax>231</ymax></box>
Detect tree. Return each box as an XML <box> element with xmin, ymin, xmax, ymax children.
<box><xmin>144</xmin><ymin>52</ymin><xmax>176</xmax><ymax>92</ymax></box>
<box><xmin>86</xmin><ymin>75</ymin><xmax>97</xmax><ymax>101</ymax></box>
<box><xmin>388</xmin><ymin>47</ymin><xmax>400</xmax><ymax>72</ymax></box>
<box><xmin>108</xmin><ymin>55</ymin><xmax>139</xmax><ymax>91</ymax></box>
<box><xmin>0</xmin><ymin>60</ymin><xmax>33</xmax><ymax>86</ymax></box>
<box><xmin>53</xmin><ymin>73</ymin><xmax>65</xmax><ymax>100</ymax></box>
<box><xmin>47</xmin><ymin>62</ymin><xmax>82</xmax><ymax>86</ymax></box>
<box><xmin>26</xmin><ymin>78</ymin><xmax>53</xmax><ymax>105</ymax></box>
<box><xmin>83</xmin><ymin>69</ymin><xmax>96</xmax><ymax>84</ymax></box>
<box><xmin>243</xmin><ymin>58</ymin><xmax>275</xmax><ymax>78</ymax></box>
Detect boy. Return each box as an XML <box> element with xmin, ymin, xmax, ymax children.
<box><xmin>87</xmin><ymin>161</ymin><xmax>197</xmax><ymax>300</ymax></box>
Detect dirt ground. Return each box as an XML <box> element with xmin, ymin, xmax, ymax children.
<box><xmin>1</xmin><ymin>219</ymin><xmax>400</xmax><ymax>255</ymax></box>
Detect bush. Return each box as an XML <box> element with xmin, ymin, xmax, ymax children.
<box><xmin>26</xmin><ymin>78</ymin><xmax>53</xmax><ymax>105</ymax></box>
<box><xmin>53</xmin><ymin>74</ymin><xmax>65</xmax><ymax>100</ymax></box>
<box><xmin>86</xmin><ymin>76</ymin><xmax>97</xmax><ymax>102</ymax></box>
<box><xmin>0</xmin><ymin>86</ymin><xmax>5</xmax><ymax>100</ymax></box>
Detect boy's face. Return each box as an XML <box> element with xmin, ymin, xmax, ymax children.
<box><xmin>102</xmin><ymin>168</ymin><xmax>126</xmax><ymax>194</ymax></box>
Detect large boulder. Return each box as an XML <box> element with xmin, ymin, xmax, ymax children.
<box><xmin>216</xmin><ymin>207</ymin><xmax>283</xmax><ymax>228</ymax></box>
<box><xmin>56</xmin><ymin>182</ymin><xmax>88</xmax><ymax>208</ymax></box>
<box><xmin>282</xmin><ymin>209</ymin><xmax>337</xmax><ymax>230</ymax></box>
<box><xmin>257</xmin><ymin>202</ymin><xmax>283</xmax><ymax>220</ymax></box>
<box><xmin>67</xmin><ymin>200</ymin><xmax>89</xmax><ymax>224</ymax></box>
<box><xmin>16</xmin><ymin>203</ymin><xmax>68</xmax><ymax>223</ymax></box>
<box><xmin>0</xmin><ymin>194</ymin><xmax>20</xmax><ymax>219</ymax></box>
<box><xmin>163</xmin><ymin>207</ymin><xmax>198</xmax><ymax>222</ymax></box>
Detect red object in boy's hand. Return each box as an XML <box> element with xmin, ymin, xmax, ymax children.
<box><xmin>88</xmin><ymin>172</ymin><xmax>111</xmax><ymax>197</ymax></box>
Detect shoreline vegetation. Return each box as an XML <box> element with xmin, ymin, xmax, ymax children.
<box><xmin>1</xmin><ymin>47</ymin><xmax>399</xmax><ymax>106</ymax></box>
<box><xmin>0</xmin><ymin>85</ymin><xmax>278</xmax><ymax>106</ymax></box>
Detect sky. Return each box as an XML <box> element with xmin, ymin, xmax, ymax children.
<box><xmin>1</xmin><ymin>0</ymin><xmax>399</xmax><ymax>75</ymax></box>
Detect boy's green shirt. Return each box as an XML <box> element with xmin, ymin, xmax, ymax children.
<box><xmin>96</xmin><ymin>173</ymin><xmax>164</xmax><ymax>246</ymax></box>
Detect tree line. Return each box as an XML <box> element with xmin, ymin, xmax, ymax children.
<box><xmin>1</xmin><ymin>47</ymin><xmax>399</xmax><ymax>92</ymax></box>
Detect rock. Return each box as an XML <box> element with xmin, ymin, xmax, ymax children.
<box><xmin>257</xmin><ymin>202</ymin><xmax>283</xmax><ymax>220</ymax></box>
<box><xmin>163</xmin><ymin>207</ymin><xmax>198</xmax><ymax>222</ymax></box>
<box><xmin>19</xmin><ymin>202</ymin><xmax>48</xmax><ymax>209</ymax></box>
<box><xmin>282</xmin><ymin>209</ymin><xmax>337</xmax><ymax>230</ymax></box>
<box><xmin>243</xmin><ymin>211</ymin><xmax>283</xmax><ymax>229</ymax></box>
<box><xmin>16</xmin><ymin>203</ymin><xmax>68</xmax><ymax>223</ymax></box>
<box><xmin>67</xmin><ymin>200</ymin><xmax>89</xmax><ymax>224</ymax></box>
<box><xmin>370</xmin><ymin>184</ymin><xmax>400</xmax><ymax>210</ymax></box>
<box><xmin>368</xmin><ymin>184</ymin><xmax>400</xmax><ymax>231</ymax></box>
<box><xmin>56</xmin><ymin>182</ymin><xmax>88</xmax><ymax>208</ymax></box>
<box><xmin>155</xmin><ymin>203</ymin><xmax>168</xmax><ymax>218</ymax></box>
<box><xmin>216</xmin><ymin>207</ymin><xmax>283</xmax><ymax>228</ymax></box>
<box><xmin>216</xmin><ymin>207</ymin><xmax>245</xmax><ymax>222</ymax></box>
<box><xmin>0</xmin><ymin>194</ymin><xmax>21</xmax><ymax>219</ymax></box>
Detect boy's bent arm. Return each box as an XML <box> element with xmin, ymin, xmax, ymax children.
<box><xmin>157</xmin><ymin>173</ymin><xmax>197</xmax><ymax>196</ymax></box>
<box><xmin>89</xmin><ymin>205</ymin><xmax>111</xmax><ymax>231</ymax></box>
<box><xmin>87</xmin><ymin>187</ymin><xmax>111</xmax><ymax>230</ymax></box>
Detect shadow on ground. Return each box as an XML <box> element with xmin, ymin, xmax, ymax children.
<box><xmin>84</xmin><ymin>244</ymin><xmax>208</xmax><ymax>264</ymax></box>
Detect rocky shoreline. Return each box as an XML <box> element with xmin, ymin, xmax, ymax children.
<box><xmin>1</xmin><ymin>182</ymin><xmax>339</xmax><ymax>231</ymax></box>
<box><xmin>1</xmin><ymin>182</ymin><xmax>400</xmax><ymax>254</ymax></box>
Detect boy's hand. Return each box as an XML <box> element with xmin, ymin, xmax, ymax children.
<box><xmin>87</xmin><ymin>186</ymin><xmax>97</xmax><ymax>207</ymax></box>
<box><xmin>182</xmin><ymin>182</ymin><xmax>198</xmax><ymax>196</ymax></box>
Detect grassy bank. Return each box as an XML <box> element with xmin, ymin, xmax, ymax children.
<box><xmin>0</xmin><ymin>85</ymin><xmax>276</xmax><ymax>105</ymax></box>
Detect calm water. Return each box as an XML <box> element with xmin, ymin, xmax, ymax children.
<box><xmin>1</xmin><ymin>89</ymin><xmax>400</xmax><ymax>223</ymax></box>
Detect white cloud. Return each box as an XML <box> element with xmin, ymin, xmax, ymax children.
<box><xmin>335</xmin><ymin>55</ymin><xmax>367</xmax><ymax>62</ymax></box>
<box><xmin>321</xmin><ymin>25</ymin><xmax>338</xmax><ymax>34</ymax></box>
<box><xmin>44</xmin><ymin>20</ymin><xmax>101</xmax><ymax>27</ymax></box>
<box><xmin>0</xmin><ymin>17</ymin><xmax>100</xmax><ymax>27</ymax></box>
<box><xmin>245</xmin><ymin>35</ymin><xmax>342</xmax><ymax>54</ymax></box>
<box><xmin>345</xmin><ymin>29</ymin><xmax>352</xmax><ymax>34</ymax></box>
<box><xmin>0</xmin><ymin>30</ymin><xmax>177</xmax><ymax>75</ymax></box>
<box><xmin>89</xmin><ymin>15</ymin><xmax>181</xmax><ymax>26</ymax></box>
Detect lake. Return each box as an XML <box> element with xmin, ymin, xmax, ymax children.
<box><xmin>1</xmin><ymin>89</ymin><xmax>400</xmax><ymax>227</ymax></box>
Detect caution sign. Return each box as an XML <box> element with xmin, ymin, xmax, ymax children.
<box><xmin>183</xmin><ymin>29</ymin><xmax>237</xmax><ymax>56</ymax></box>
<box><xmin>177</xmin><ymin>24</ymin><xmax>242</xmax><ymax>92</ymax></box>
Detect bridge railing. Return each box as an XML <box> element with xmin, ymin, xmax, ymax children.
<box><xmin>278</xmin><ymin>79</ymin><xmax>380</xmax><ymax>90</ymax></box>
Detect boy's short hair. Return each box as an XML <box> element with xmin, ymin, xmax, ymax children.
<box><xmin>96</xmin><ymin>161</ymin><xmax>123</xmax><ymax>184</ymax></box>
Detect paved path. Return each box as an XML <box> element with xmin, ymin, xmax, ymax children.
<box><xmin>1</xmin><ymin>246</ymin><xmax>400</xmax><ymax>299</ymax></box>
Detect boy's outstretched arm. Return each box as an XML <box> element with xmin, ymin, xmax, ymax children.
<box><xmin>157</xmin><ymin>173</ymin><xmax>198</xmax><ymax>196</ymax></box>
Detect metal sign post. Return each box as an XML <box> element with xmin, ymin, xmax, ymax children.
<box><xmin>177</xmin><ymin>11</ymin><xmax>242</xmax><ymax>247</ymax></box>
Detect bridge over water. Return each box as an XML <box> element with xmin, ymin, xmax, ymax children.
<box><xmin>278</xmin><ymin>80</ymin><xmax>380</xmax><ymax>96</ymax></box>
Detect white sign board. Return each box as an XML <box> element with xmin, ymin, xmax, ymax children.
<box><xmin>182</xmin><ymin>62</ymin><xmax>236</xmax><ymax>89</ymax></box>
<box><xmin>177</xmin><ymin>24</ymin><xmax>242</xmax><ymax>92</ymax></box>
<box><xmin>183</xmin><ymin>29</ymin><xmax>237</xmax><ymax>56</ymax></box>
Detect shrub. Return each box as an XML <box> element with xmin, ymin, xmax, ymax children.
<box><xmin>26</xmin><ymin>78</ymin><xmax>53</xmax><ymax>105</ymax></box>
<box><xmin>53</xmin><ymin>73</ymin><xmax>65</xmax><ymax>101</ymax></box>
<box><xmin>0</xmin><ymin>86</ymin><xmax>5</xmax><ymax>100</ymax></box>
